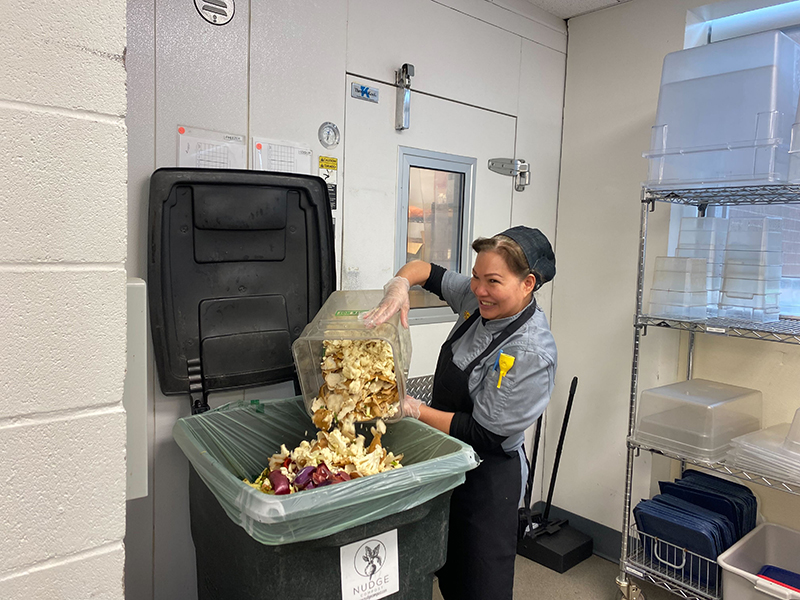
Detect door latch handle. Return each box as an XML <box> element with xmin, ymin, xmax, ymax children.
<box><xmin>395</xmin><ymin>63</ymin><xmax>415</xmax><ymax>131</ymax></box>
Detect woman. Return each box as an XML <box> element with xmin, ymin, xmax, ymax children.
<box><xmin>364</xmin><ymin>226</ymin><xmax>557</xmax><ymax>600</ymax></box>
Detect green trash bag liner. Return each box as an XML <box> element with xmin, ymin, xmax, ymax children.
<box><xmin>173</xmin><ymin>396</ymin><xmax>479</xmax><ymax>545</ymax></box>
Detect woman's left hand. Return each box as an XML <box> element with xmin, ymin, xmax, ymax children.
<box><xmin>361</xmin><ymin>276</ymin><xmax>411</xmax><ymax>328</ymax></box>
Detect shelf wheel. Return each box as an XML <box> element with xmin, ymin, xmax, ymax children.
<box><xmin>616</xmin><ymin>576</ymin><xmax>645</xmax><ymax>600</ymax></box>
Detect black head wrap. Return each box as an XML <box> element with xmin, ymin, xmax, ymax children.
<box><xmin>499</xmin><ymin>226</ymin><xmax>556</xmax><ymax>289</ymax></box>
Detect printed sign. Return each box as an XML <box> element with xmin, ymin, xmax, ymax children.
<box><xmin>319</xmin><ymin>156</ymin><xmax>338</xmax><ymax>170</ymax></box>
<box><xmin>351</xmin><ymin>82</ymin><xmax>380</xmax><ymax>103</ymax></box>
<box><xmin>319</xmin><ymin>157</ymin><xmax>338</xmax><ymax>210</ymax></box>
<box><xmin>340</xmin><ymin>529</ymin><xmax>399</xmax><ymax>600</ymax></box>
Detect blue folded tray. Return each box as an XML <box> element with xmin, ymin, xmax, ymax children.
<box><xmin>633</xmin><ymin>471</ymin><xmax>758</xmax><ymax>592</ymax></box>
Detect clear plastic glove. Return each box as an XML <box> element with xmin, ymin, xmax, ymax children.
<box><xmin>361</xmin><ymin>276</ymin><xmax>411</xmax><ymax>328</ymax></box>
<box><xmin>403</xmin><ymin>395</ymin><xmax>424</xmax><ymax>419</ymax></box>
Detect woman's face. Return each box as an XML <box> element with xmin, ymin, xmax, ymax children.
<box><xmin>470</xmin><ymin>250</ymin><xmax>536</xmax><ymax>320</ymax></box>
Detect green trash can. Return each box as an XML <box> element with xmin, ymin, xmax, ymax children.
<box><xmin>174</xmin><ymin>396</ymin><xmax>478</xmax><ymax>600</ymax></box>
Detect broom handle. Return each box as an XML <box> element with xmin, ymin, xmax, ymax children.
<box><xmin>543</xmin><ymin>376</ymin><xmax>579</xmax><ymax>522</ymax></box>
<box><xmin>523</xmin><ymin>414</ymin><xmax>543</xmax><ymax>511</ymax></box>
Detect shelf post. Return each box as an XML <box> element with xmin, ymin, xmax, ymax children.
<box><xmin>617</xmin><ymin>201</ymin><xmax>649</xmax><ymax>597</ymax></box>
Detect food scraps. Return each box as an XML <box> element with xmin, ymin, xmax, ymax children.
<box><xmin>243</xmin><ymin>420</ymin><xmax>403</xmax><ymax>495</ymax></box>
<box><xmin>309</xmin><ymin>339</ymin><xmax>400</xmax><ymax>439</ymax></box>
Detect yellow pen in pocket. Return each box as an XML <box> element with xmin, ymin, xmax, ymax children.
<box><xmin>497</xmin><ymin>352</ymin><xmax>515</xmax><ymax>388</ymax></box>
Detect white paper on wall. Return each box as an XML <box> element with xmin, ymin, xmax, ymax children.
<box><xmin>176</xmin><ymin>126</ymin><xmax>247</xmax><ymax>169</ymax></box>
<box><xmin>251</xmin><ymin>138</ymin><xmax>313</xmax><ymax>174</ymax></box>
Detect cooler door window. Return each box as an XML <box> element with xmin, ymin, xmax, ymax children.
<box><xmin>407</xmin><ymin>167</ymin><xmax>464</xmax><ymax>270</ymax></box>
<box><xmin>396</xmin><ymin>147</ymin><xmax>476</xmax><ymax>276</ymax></box>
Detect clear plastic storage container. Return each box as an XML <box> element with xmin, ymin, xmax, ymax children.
<box><xmin>648</xmin><ymin>257</ymin><xmax>708</xmax><ymax>319</ymax></box>
<box><xmin>722</xmin><ymin>277</ymin><xmax>781</xmax><ymax>297</ymax></box>
<box><xmin>292</xmin><ymin>290</ymin><xmax>412</xmax><ymax>422</ymax></box>
<box><xmin>677</xmin><ymin>247</ymin><xmax>726</xmax><ymax>263</ymax></box>
<box><xmin>726</xmin><ymin>218</ymin><xmax>783</xmax><ymax>253</ymax></box>
<box><xmin>725</xmin><ymin>250</ymin><xmax>783</xmax><ymax>266</ymax></box>
<box><xmin>676</xmin><ymin>218</ymin><xmax>730</xmax><ymax>316</ymax></box>
<box><xmin>718</xmin><ymin>289</ymin><xmax>781</xmax><ymax>322</ymax></box>
<box><xmin>652</xmin><ymin>257</ymin><xmax>708</xmax><ymax>291</ymax></box>
<box><xmin>632</xmin><ymin>379</ymin><xmax>762</xmax><ymax>461</ymax></box>
<box><xmin>644</xmin><ymin>30</ymin><xmax>800</xmax><ymax>189</ymax></box>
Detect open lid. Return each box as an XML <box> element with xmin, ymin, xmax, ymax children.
<box><xmin>148</xmin><ymin>168</ymin><xmax>335</xmax><ymax>409</ymax></box>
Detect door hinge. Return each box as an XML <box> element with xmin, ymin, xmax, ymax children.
<box><xmin>488</xmin><ymin>158</ymin><xmax>530</xmax><ymax>191</ymax></box>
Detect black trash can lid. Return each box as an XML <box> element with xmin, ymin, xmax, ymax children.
<box><xmin>148</xmin><ymin>168</ymin><xmax>335</xmax><ymax>398</ymax></box>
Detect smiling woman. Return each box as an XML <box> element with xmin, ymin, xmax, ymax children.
<box><xmin>361</xmin><ymin>225</ymin><xmax>557</xmax><ymax>600</ymax></box>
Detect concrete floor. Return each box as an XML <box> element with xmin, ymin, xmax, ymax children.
<box><xmin>432</xmin><ymin>554</ymin><xmax>675</xmax><ymax>600</ymax></box>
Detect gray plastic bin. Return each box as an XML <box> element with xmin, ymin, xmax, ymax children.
<box><xmin>718</xmin><ymin>523</ymin><xmax>800</xmax><ymax>600</ymax></box>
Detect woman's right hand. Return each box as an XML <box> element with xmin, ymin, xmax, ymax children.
<box><xmin>361</xmin><ymin>276</ymin><xmax>411</xmax><ymax>328</ymax></box>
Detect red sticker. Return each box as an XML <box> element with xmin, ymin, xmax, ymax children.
<box><xmin>256</xmin><ymin>143</ymin><xmax>262</xmax><ymax>150</ymax></box>
<box><xmin>178</xmin><ymin>127</ymin><xmax>185</xmax><ymax>135</ymax></box>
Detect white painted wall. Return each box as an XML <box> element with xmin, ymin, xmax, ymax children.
<box><xmin>126</xmin><ymin>1</ymin><xmax>566</xmax><ymax>598</ymax></box>
<box><xmin>0</xmin><ymin>1</ymin><xmax>128</xmax><ymax>599</ymax></box>
<box><xmin>551</xmin><ymin>0</ymin><xmax>800</xmax><ymax>535</ymax></box>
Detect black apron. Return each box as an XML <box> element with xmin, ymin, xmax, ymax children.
<box><xmin>433</xmin><ymin>302</ymin><xmax>536</xmax><ymax>600</ymax></box>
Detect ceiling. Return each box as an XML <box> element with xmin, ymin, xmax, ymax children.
<box><xmin>524</xmin><ymin>0</ymin><xmax>635</xmax><ymax>19</ymax></box>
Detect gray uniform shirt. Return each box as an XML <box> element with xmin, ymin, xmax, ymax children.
<box><xmin>440</xmin><ymin>270</ymin><xmax>557</xmax><ymax>454</ymax></box>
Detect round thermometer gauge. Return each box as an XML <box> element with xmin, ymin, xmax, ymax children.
<box><xmin>318</xmin><ymin>122</ymin><xmax>340</xmax><ymax>149</ymax></box>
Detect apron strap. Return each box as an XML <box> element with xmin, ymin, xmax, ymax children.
<box><xmin>448</xmin><ymin>310</ymin><xmax>482</xmax><ymax>345</ymax></box>
<box><xmin>464</xmin><ymin>301</ymin><xmax>537</xmax><ymax>373</ymax></box>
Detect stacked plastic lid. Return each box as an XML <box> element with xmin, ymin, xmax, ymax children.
<box><xmin>675</xmin><ymin>217</ymin><xmax>729</xmax><ymax>317</ymax></box>
<box><xmin>648</xmin><ymin>256</ymin><xmax>708</xmax><ymax>320</ymax></box>
<box><xmin>727</xmin><ymin>407</ymin><xmax>800</xmax><ymax>484</ymax></box>
<box><xmin>719</xmin><ymin>217</ymin><xmax>782</xmax><ymax>323</ymax></box>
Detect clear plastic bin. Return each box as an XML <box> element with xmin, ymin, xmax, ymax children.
<box><xmin>648</xmin><ymin>303</ymin><xmax>707</xmax><ymax>320</ymax></box>
<box><xmin>677</xmin><ymin>247</ymin><xmax>726</xmax><ymax>264</ymax></box>
<box><xmin>780</xmin><ymin>278</ymin><xmax>800</xmax><ymax>317</ymax></box>
<box><xmin>649</xmin><ymin>258</ymin><xmax>708</xmax><ymax>319</ymax></box>
<box><xmin>651</xmin><ymin>256</ymin><xmax>707</xmax><ymax>292</ymax></box>
<box><xmin>632</xmin><ymin>379</ymin><xmax>762</xmax><ymax>461</ymax></box>
<box><xmin>721</xmin><ymin>278</ymin><xmax>781</xmax><ymax>297</ymax></box>
<box><xmin>719</xmin><ymin>292</ymin><xmax>780</xmax><ymax>322</ymax></box>
<box><xmin>718</xmin><ymin>523</ymin><xmax>800</xmax><ymax>600</ymax></box>
<box><xmin>718</xmin><ymin>305</ymin><xmax>781</xmax><ymax>322</ymax></box>
<box><xmin>724</xmin><ymin>264</ymin><xmax>782</xmax><ymax>280</ymax></box>
<box><xmin>651</xmin><ymin>257</ymin><xmax>707</xmax><ymax>292</ymax></box>
<box><xmin>644</xmin><ymin>31</ymin><xmax>800</xmax><ymax>189</ymax></box>
<box><xmin>292</xmin><ymin>290</ymin><xmax>412</xmax><ymax>423</ymax></box>
<box><xmin>679</xmin><ymin>217</ymin><xmax>730</xmax><ymax>234</ymax></box>
<box><xmin>678</xmin><ymin>229</ymin><xmax>717</xmax><ymax>247</ymax></box>
<box><xmin>726</xmin><ymin>218</ymin><xmax>782</xmax><ymax>253</ymax></box>
<box><xmin>650</xmin><ymin>290</ymin><xmax>707</xmax><ymax>305</ymax></box>
<box><xmin>725</xmin><ymin>250</ymin><xmax>783</xmax><ymax>266</ymax></box>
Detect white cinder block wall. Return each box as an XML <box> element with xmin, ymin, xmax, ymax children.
<box><xmin>0</xmin><ymin>3</ymin><xmax>128</xmax><ymax>599</ymax></box>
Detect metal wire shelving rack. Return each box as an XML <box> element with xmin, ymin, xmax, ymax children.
<box><xmin>616</xmin><ymin>185</ymin><xmax>800</xmax><ymax>600</ymax></box>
